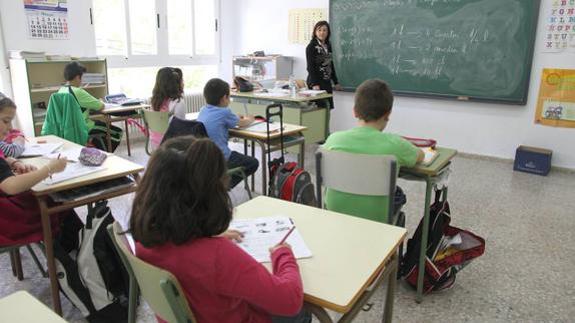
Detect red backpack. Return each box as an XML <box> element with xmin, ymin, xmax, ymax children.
<box><xmin>266</xmin><ymin>104</ymin><xmax>317</xmax><ymax>206</ymax></box>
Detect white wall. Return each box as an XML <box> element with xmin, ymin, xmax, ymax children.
<box><xmin>0</xmin><ymin>1</ymin><xmax>96</xmax><ymax>57</ymax></box>
<box><xmin>233</xmin><ymin>0</ymin><xmax>575</xmax><ymax>169</ymax></box>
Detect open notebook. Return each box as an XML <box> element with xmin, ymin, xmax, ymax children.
<box><xmin>43</xmin><ymin>163</ymin><xmax>106</xmax><ymax>185</ymax></box>
<box><xmin>229</xmin><ymin>216</ymin><xmax>312</xmax><ymax>263</ymax></box>
<box><xmin>421</xmin><ymin>147</ymin><xmax>439</xmax><ymax>166</ymax></box>
<box><xmin>238</xmin><ymin>121</ymin><xmax>282</xmax><ymax>133</ymax></box>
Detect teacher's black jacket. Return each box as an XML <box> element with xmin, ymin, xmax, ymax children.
<box><xmin>305</xmin><ymin>39</ymin><xmax>339</xmax><ymax>96</ymax></box>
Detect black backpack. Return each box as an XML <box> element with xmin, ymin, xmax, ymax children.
<box><xmin>54</xmin><ymin>200</ymin><xmax>129</xmax><ymax>323</ymax></box>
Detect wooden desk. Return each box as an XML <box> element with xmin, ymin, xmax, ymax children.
<box><xmin>399</xmin><ymin>147</ymin><xmax>457</xmax><ymax>303</ymax></box>
<box><xmin>186</xmin><ymin>113</ymin><xmax>308</xmax><ymax>195</ymax></box>
<box><xmin>0</xmin><ymin>291</ymin><xmax>67</xmax><ymax>323</ymax></box>
<box><xmin>235</xmin><ymin>196</ymin><xmax>406</xmax><ymax>322</ymax></box>
<box><xmin>92</xmin><ymin>103</ymin><xmax>150</xmax><ymax>155</ymax></box>
<box><xmin>230</xmin><ymin>91</ymin><xmax>332</xmax><ymax>144</ymax></box>
<box><xmin>25</xmin><ymin>135</ymin><xmax>144</xmax><ymax>315</ymax></box>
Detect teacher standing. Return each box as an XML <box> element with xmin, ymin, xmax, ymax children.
<box><xmin>306</xmin><ymin>20</ymin><xmax>342</xmax><ymax>110</ymax></box>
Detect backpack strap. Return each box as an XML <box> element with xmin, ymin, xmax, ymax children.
<box><xmin>68</xmin><ymin>85</ymin><xmax>87</xmax><ymax>113</ymax></box>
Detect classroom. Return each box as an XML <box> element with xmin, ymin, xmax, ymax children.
<box><xmin>0</xmin><ymin>0</ymin><xmax>574</xmax><ymax>322</ymax></box>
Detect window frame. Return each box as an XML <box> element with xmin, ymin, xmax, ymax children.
<box><xmin>91</xmin><ymin>0</ymin><xmax>220</xmax><ymax>68</ymax></box>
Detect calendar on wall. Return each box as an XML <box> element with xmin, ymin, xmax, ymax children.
<box><xmin>288</xmin><ymin>8</ymin><xmax>327</xmax><ymax>45</ymax></box>
<box><xmin>24</xmin><ymin>0</ymin><xmax>69</xmax><ymax>40</ymax></box>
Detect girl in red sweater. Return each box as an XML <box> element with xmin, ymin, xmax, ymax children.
<box><xmin>130</xmin><ymin>136</ymin><xmax>311</xmax><ymax>323</ymax></box>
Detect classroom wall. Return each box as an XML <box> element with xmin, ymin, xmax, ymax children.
<box><xmin>233</xmin><ymin>0</ymin><xmax>575</xmax><ymax>169</ymax></box>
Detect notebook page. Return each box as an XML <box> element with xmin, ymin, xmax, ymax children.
<box><xmin>21</xmin><ymin>143</ymin><xmax>63</xmax><ymax>157</ymax></box>
<box><xmin>43</xmin><ymin>163</ymin><xmax>106</xmax><ymax>185</ymax></box>
<box><xmin>229</xmin><ymin>215</ymin><xmax>312</xmax><ymax>263</ymax></box>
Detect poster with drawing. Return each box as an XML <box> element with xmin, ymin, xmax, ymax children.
<box><xmin>542</xmin><ymin>0</ymin><xmax>575</xmax><ymax>52</ymax></box>
<box><xmin>24</xmin><ymin>0</ymin><xmax>69</xmax><ymax>40</ymax></box>
<box><xmin>535</xmin><ymin>68</ymin><xmax>575</xmax><ymax>128</ymax></box>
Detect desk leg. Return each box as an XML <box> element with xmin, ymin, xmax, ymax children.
<box><xmin>416</xmin><ymin>178</ymin><xmax>433</xmax><ymax>303</ymax></box>
<box><xmin>124</xmin><ymin>119</ymin><xmax>131</xmax><ymax>156</ymax></box>
<box><xmin>39</xmin><ymin>197</ymin><xmax>62</xmax><ymax>315</ymax></box>
<box><xmin>383</xmin><ymin>253</ymin><xmax>398</xmax><ymax>323</ymax></box>
<box><xmin>299</xmin><ymin>133</ymin><xmax>305</xmax><ymax>167</ymax></box>
<box><xmin>250</xmin><ymin>139</ymin><xmax>256</xmax><ymax>192</ymax></box>
<box><xmin>304</xmin><ymin>302</ymin><xmax>333</xmax><ymax>323</ymax></box>
<box><xmin>105</xmin><ymin>115</ymin><xmax>113</xmax><ymax>153</ymax></box>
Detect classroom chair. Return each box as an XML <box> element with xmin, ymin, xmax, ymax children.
<box><xmin>315</xmin><ymin>147</ymin><xmax>405</xmax><ymax>227</ymax></box>
<box><xmin>107</xmin><ymin>222</ymin><xmax>196</xmax><ymax>323</ymax></box>
<box><xmin>140</xmin><ymin>109</ymin><xmax>170</xmax><ymax>156</ymax></box>
<box><xmin>161</xmin><ymin>118</ymin><xmax>252</xmax><ymax>199</ymax></box>
<box><xmin>0</xmin><ymin>244</ymin><xmax>47</xmax><ymax>280</ymax></box>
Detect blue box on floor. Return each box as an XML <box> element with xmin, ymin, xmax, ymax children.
<box><xmin>513</xmin><ymin>145</ymin><xmax>552</xmax><ymax>176</ymax></box>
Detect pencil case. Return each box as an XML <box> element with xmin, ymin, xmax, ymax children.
<box><xmin>79</xmin><ymin>147</ymin><xmax>107</xmax><ymax>166</ymax></box>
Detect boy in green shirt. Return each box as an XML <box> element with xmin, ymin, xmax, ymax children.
<box><xmin>58</xmin><ymin>61</ymin><xmax>122</xmax><ymax>152</ymax></box>
<box><xmin>323</xmin><ymin>79</ymin><xmax>424</xmax><ymax>223</ymax></box>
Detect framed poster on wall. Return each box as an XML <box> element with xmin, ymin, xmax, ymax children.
<box><xmin>535</xmin><ymin>68</ymin><xmax>575</xmax><ymax>128</ymax></box>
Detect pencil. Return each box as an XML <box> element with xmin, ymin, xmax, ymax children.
<box><xmin>278</xmin><ymin>226</ymin><xmax>296</xmax><ymax>245</ymax></box>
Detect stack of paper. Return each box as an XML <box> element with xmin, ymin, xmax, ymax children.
<box><xmin>21</xmin><ymin>143</ymin><xmax>63</xmax><ymax>157</ymax></box>
<box><xmin>229</xmin><ymin>216</ymin><xmax>312</xmax><ymax>263</ymax></box>
<box><xmin>299</xmin><ymin>89</ymin><xmax>327</xmax><ymax>96</ymax></box>
<box><xmin>9</xmin><ymin>50</ymin><xmax>46</xmax><ymax>60</ymax></box>
<box><xmin>43</xmin><ymin>164</ymin><xmax>106</xmax><ymax>185</ymax></box>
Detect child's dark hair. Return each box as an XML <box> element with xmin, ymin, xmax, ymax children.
<box><xmin>311</xmin><ymin>20</ymin><xmax>331</xmax><ymax>43</ymax></box>
<box><xmin>0</xmin><ymin>94</ymin><xmax>16</xmax><ymax>112</ymax></box>
<box><xmin>63</xmin><ymin>61</ymin><xmax>87</xmax><ymax>81</ymax></box>
<box><xmin>203</xmin><ymin>78</ymin><xmax>230</xmax><ymax>106</ymax></box>
<box><xmin>354</xmin><ymin>79</ymin><xmax>394</xmax><ymax>122</ymax></box>
<box><xmin>151</xmin><ymin>67</ymin><xmax>184</xmax><ymax>111</ymax></box>
<box><xmin>130</xmin><ymin>135</ymin><xmax>232</xmax><ymax>247</ymax></box>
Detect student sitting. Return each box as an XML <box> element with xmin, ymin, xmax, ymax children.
<box><xmin>323</xmin><ymin>79</ymin><xmax>424</xmax><ymax>223</ymax></box>
<box><xmin>0</xmin><ymin>129</ymin><xmax>25</xmax><ymax>158</ymax></box>
<box><xmin>197</xmin><ymin>78</ymin><xmax>259</xmax><ymax>189</ymax></box>
<box><xmin>130</xmin><ymin>136</ymin><xmax>310</xmax><ymax>323</ymax></box>
<box><xmin>0</xmin><ymin>95</ymin><xmax>74</xmax><ymax>246</ymax></box>
<box><xmin>58</xmin><ymin>61</ymin><xmax>123</xmax><ymax>152</ymax></box>
<box><xmin>149</xmin><ymin>67</ymin><xmax>186</xmax><ymax>148</ymax></box>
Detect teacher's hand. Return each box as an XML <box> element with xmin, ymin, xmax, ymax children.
<box><xmin>312</xmin><ymin>85</ymin><xmax>321</xmax><ymax>90</ymax></box>
<box><xmin>334</xmin><ymin>84</ymin><xmax>343</xmax><ymax>91</ymax></box>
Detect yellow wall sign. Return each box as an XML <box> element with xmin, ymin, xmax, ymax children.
<box><xmin>535</xmin><ymin>68</ymin><xmax>575</xmax><ymax>128</ymax></box>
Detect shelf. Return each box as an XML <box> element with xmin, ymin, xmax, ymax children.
<box><xmin>30</xmin><ymin>84</ymin><xmax>107</xmax><ymax>93</ymax></box>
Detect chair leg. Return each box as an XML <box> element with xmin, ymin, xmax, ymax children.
<box><xmin>10</xmin><ymin>249</ymin><xmax>24</xmax><ymax>281</ymax></box>
<box><xmin>243</xmin><ymin>176</ymin><xmax>253</xmax><ymax>200</ymax></box>
<box><xmin>128</xmin><ymin>276</ymin><xmax>139</xmax><ymax>323</ymax></box>
<box><xmin>27</xmin><ymin>244</ymin><xmax>48</xmax><ymax>277</ymax></box>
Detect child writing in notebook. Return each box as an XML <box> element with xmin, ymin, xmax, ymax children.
<box><xmin>323</xmin><ymin>79</ymin><xmax>424</xmax><ymax>223</ymax></box>
<box><xmin>197</xmin><ymin>78</ymin><xmax>259</xmax><ymax>189</ymax></box>
<box><xmin>149</xmin><ymin>67</ymin><xmax>186</xmax><ymax>147</ymax></box>
<box><xmin>130</xmin><ymin>136</ymin><xmax>310</xmax><ymax>323</ymax></box>
<box><xmin>0</xmin><ymin>95</ymin><xmax>73</xmax><ymax>246</ymax></box>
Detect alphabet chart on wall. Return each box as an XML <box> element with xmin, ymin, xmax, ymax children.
<box><xmin>543</xmin><ymin>0</ymin><xmax>575</xmax><ymax>52</ymax></box>
<box><xmin>24</xmin><ymin>0</ymin><xmax>69</xmax><ymax>40</ymax></box>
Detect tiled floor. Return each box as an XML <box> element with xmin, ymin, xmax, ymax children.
<box><xmin>1</xmin><ymin>137</ymin><xmax>574</xmax><ymax>322</ymax></box>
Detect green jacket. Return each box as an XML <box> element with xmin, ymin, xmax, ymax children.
<box><xmin>41</xmin><ymin>92</ymin><xmax>89</xmax><ymax>145</ymax></box>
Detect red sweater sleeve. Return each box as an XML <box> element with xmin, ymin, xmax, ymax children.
<box><xmin>215</xmin><ymin>242</ymin><xmax>304</xmax><ymax>316</ymax></box>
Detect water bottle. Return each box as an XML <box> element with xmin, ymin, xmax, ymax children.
<box><xmin>289</xmin><ymin>75</ymin><xmax>297</xmax><ymax>98</ymax></box>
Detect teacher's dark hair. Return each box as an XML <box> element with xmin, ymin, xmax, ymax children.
<box><xmin>311</xmin><ymin>20</ymin><xmax>331</xmax><ymax>43</ymax></box>
<box><xmin>130</xmin><ymin>135</ymin><xmax>232</xmax><ymax>247</ymax></box>
<box><xmin>354</xmin><ymin>79</ymin><xmax>394</xmax><ymax>122</ymax></box>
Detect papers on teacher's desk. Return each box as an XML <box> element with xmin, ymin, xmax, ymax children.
<box><xmin>229</xmin><ymin>216</ymin><xmax>312</xmax><ymax>263</ymax></box>
<box><xmin>43</xmin><ymin>163</ymin><xmax>106</xmax><ymax>185</ymax></box>
<box><xmin>21</xmin><ymin>142</ymin><xmax>63</xmax><ymax>157</ymax></box>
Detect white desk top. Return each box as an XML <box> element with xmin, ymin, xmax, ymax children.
<box><xmin>0</xmin><ymin>291</ymin><xmax>67</xmax><ymax>322</ymax></box>
<box><xmin>23</xmin><ymin>135</ymin><xmax>143</xmax><ymax>195</ymax></box>
<box><xmin>234</xmin><ymin>196</ymin><xmax>406</xmax><ymax>313</ymax></box>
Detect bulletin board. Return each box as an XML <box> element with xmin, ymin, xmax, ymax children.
<box><xmin>24</xmin><ymin>0</ymin><xmax>69</xmax><ymax>40</ymax></box>
<box><xmin>288</xmin><ymin>8</ymin><xmax>326</xmax><ymax>45</ymax></box>
<box><xmin>535</xmin><ymin>68</ymin><xmax>575</xmax><ymax>128</ymax></box>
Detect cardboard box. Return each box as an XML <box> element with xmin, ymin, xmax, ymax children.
<box><xmin>513</xmin><ymin>145</ymin><xmax>552</xmax><ymax>176</ymax></box>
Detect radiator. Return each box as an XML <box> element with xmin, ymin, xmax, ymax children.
<box><xmin>182</xmin><ymin>91</ymin><xmax>205</xmax><ymax>113</ymax></box>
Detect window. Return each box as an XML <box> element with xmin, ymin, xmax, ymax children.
<box><xmin>92</xmin><ymin>0</ymin><xmax>219</xmax><ymax>67</ymax></box>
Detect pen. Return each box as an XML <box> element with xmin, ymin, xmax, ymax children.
<box><xmin>278</xmin><ymin>225</ymin><xmax>296</xmax><ymax>245</ymax></box>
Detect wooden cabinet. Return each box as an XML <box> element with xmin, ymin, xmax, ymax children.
<box><xmin>9</xmin><ymin>59</ymin><xmax>108</xmax><ymax>137</ymax></box>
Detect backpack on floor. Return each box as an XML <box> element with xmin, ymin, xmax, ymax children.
<box><xmin>400</xmin><ymin>189</ymin><xmax>485</xmax><ymax>294</ymax></box>
<box><xmin>54</xmin><ymin>200</ymin><xmax>129</xmax><ymax>323</ymax></box>
<box><xmin>265</xmin><ymin>103</ymin><xmax>317</xmax><ymax>206</ymax></box>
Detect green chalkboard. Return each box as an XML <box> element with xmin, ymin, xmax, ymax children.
<box><xmin>330</xmin><ymin>0</ymin><xmax>541</xmax><ymax>104</ymax></box>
